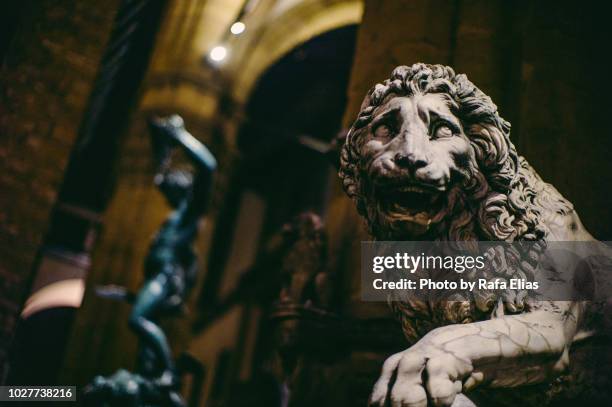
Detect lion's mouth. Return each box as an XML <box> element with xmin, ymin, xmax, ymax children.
<box><xmin>375</xmin><ymin>183</ymin><xmax>445</xmax><ymax>227</ymax></box>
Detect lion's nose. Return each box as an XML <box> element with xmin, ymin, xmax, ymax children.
<box><xmin>394</xmin><ymin>151</ymin><xmax>427</xmax><ymax>171</ymax></box>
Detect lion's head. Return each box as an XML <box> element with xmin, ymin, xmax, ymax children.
<box><xmin>340</xmin><ymin>63</ymin><xmax>576</xmax><ymax>337</ymax></box>
<box><xmin>340</xmin><ymin>63</ymin><xmax>571</xmax><ymax>242</ymax></box>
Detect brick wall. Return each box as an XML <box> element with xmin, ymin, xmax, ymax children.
<box><xmin>0</xmin><ymin>0</ymin><xmax>120</xmax><ymax>377</ymax></box>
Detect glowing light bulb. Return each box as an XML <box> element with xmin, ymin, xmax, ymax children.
<box><xmin>230</xmin><ymin>21</ymin><xmax>246</xmax><ymax>35</ymax></box>
<box><xmin>210</xmin><ymin>46</ymin><xmax>227</xmax><ymax>62</ymax></box>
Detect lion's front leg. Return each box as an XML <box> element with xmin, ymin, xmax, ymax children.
<box><xmin>370</xmin><ymin>308</ymin><xmax>578</xmax><ymax>407</ymax></box>
<box><xmin>369</xmin><ymin>340</ymin><xmax>474</xmax><ymax>407</ymax></box>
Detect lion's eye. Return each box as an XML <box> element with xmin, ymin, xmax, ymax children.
<box><xmin>374</xmin><ymin>124</ymin><xmax>393</xmax><ymax>140</ymax></box>
<box><xmin>433</xmin><ymin>124</ymin><xmax>453</xmax><ymax>139</ymax></box>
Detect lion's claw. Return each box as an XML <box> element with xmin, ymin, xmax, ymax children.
<box><xmin>370</xmin><ymin>346</ymin><xmax>474</xmax><ymax>407</ymax></box>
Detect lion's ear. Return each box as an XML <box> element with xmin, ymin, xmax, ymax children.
<box><xmin>467</xmin><ymin>122</ymin><xmax>519</xmax><ymax>193</ymax></box>
<box><xmin>339</xmin><ymin>124</ymin><xmax>369</xmax><ymax>217</ymax></box>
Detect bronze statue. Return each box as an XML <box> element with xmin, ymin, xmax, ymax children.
<box><xmin>85</xmin><ymin>115</ymin><xmax>216</xmax><ymax>406</ymax></box>
<box><xmin>339</xmin><ymin>64</ymin><xmax>611</xmax><ymax>406</ymax></box>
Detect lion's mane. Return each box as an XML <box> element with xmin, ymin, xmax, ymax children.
<box><xmin>339</xmin><ymin>63</ymin><xmax>574</xmax><ymax>341</ymax></box>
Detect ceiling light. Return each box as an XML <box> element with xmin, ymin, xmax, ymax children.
<box><xmin>230</xmin><ymin>21</ymin><xmax>246</xmax><ymax>35</ymax></box>
<box><xmin>210</xmin><ymin>46</ymin><xmax>227</xmax><ymax>62</ymax></box>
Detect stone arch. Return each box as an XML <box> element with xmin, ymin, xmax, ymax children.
<box><xmin>226</xmin><ymin>0</ymin><xmax>363</xmax><ymax>104</ymax></box>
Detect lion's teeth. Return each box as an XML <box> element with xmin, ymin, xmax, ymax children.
<box><xmin>399</xmin><ymin>186</ymin><xmax>424</xmax><ymax>193</ymax></box>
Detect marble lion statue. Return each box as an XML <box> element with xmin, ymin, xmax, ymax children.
<box><xmin>339</xmin><ymin>63</ymin><xmax>611</xmax><ymax>406</ymax></box>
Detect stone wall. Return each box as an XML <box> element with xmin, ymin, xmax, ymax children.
<box><xmin>0</xmin><ymin>0</ymin><xmax>120</xmax><ymax>378</ymax></box>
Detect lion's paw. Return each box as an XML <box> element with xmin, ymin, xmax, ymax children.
<box><xmin>369</xmin><ymin>345</ymin><xmax>478</xmax><ymax>407</ymax></box>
